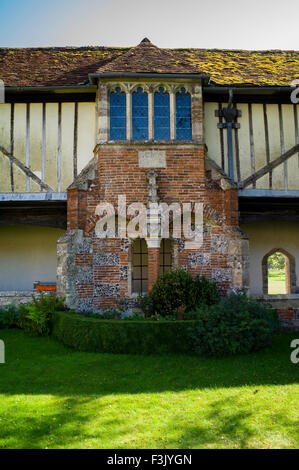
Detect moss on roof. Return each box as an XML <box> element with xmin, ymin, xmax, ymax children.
<box><xmin>178</xmin><ymin>48</ymin><xmax>299</xmax><ymax>86</ymax></box>
<box><xmin>0</xmin><ymin>44</ymin><xmax>298</xmax><ymax>87</ymax></box>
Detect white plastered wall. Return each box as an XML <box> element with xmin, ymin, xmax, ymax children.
<box><xmin>0</xmin><ymin>225</ymin><xmax>64</xmax><ymax>290</ymax></box>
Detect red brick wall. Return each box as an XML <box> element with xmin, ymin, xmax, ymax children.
<box><xmin>66</xmin><ymin>143</ymin><xmax>241</xmax><ymax>312</ymax></box>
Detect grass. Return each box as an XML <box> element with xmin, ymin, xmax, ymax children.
<box><xmin>0</xmin><ymin>329</ymin><xmax>298</xmax><ymax>449</ymax></box>
<box><xmin>268</xmin><ymin>270</ymin><xmax>286</xmax><ymax>294</ymax></box>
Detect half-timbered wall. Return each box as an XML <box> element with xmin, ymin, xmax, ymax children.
<box><xmin>204</xmin><ymin>102</ymin><xmax>299</xmax><ymax>190</ymax></box>
<box><xmin>0</xmin><ymin>102</ymin><xmax>96</xmax><ymax>193</ymax></box>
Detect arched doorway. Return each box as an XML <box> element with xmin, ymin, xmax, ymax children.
<box><xmin>262</xmin><ymin>248</ymin><xmax>296</xmax><ymax>295</ymax></box>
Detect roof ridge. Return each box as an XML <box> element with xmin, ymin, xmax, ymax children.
<box><xmin>94</xmin><ymin>38</ymin><xmax>204</xmax><ymax>75</ymax></box>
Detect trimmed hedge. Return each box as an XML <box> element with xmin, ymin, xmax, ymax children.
<box><xmin>52</xmin><ymin>311</ymin><xmax>197</xmax><ymax>355</ymax></box>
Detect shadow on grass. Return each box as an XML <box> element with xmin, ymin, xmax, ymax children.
<box><xmin>1</xmin><ymin>392</ymin><xmax>298</xmax><ymax>449</ymax></box>
<box><xmin>0</xmin><ymin>329</ymin><xmax>298</xmax><ymax>396</ymax></box>
<box><xmin>0</xmin><ymin>330</ymin><xmax>298</xmax><ymax>448</ymax></box>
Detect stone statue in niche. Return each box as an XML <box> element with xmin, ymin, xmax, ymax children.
<box><xmin>146</xmin><ymin>169</ymin><xmax>159</xmax><ymax>204</ymax></box>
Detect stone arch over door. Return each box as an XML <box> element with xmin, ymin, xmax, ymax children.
<box><xmin>262</xmin><ymin>248</ymin><xmax>296</xmax><ymax>294</ymax></box>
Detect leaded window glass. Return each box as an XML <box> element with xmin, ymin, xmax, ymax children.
<box><xmin>154</xmin><ymin>87</ymin><xmax>170</xmax><ymax>140</ymax></box>
<box><xmin>176</xmin><ymin>88</ymin><xmax>192</xmax><ymax>140</ymax></box>
<box><xmin>110</xmin><ymin>87</ymin><xmax>126</xmax><ymax>141</ymax></box>
<box><xmin>159</xmin><ymin>239</ymin><xmax>172</xmax><ymax>274</ymax></box>
<box><xmin>132</xmin><ymin>87</ymin><xmax>148</xmax><ymax>141</ymax></box>
<box><xmin>132</xmin><ymin>238</ymin><xmax>148</xmax><ymax>293</ymax></box>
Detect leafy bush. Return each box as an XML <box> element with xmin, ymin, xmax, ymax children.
<box><xmin>18</xmin><ymin>294</ymin><xmax>68</xmax><ymax>336</ymax></box>
<box><xmin>0</xmin><ymin>305</ymin><xmax>22</xmax><ymax>329</ymax></box>
<box><xmin>90</xmin><ymin>298</ymin><xmax>132</xmax><ymax>320</ymax></box>
<box><xmin>268</xmin><ymin>252</ymin><xmax>285</xmax><ymax>271</ymax></box>
<box><xmin>137</xmin><ymin>269</ymin><xmax>219</xmax><ymax>318</ymax></box>
<box><xmin>190</xmin><ymin>293</ymin><xmax>279</xmax><ymax>356</ymax></box>
<box><xmin>193</xmin><ymin>275</ymin><xmax>220</xmax><ymax>307</ymax></box>
<box><xmin>52</xmin><ymin>311</ymin><xmax>197</xmax><ymax>354</ymax></box>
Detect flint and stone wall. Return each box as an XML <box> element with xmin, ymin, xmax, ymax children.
<box><xmin>57</xmin><ymin>143</ymin><xmax>249</xmax><ymax>313</ymax></box>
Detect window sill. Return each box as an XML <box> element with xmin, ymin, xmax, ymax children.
<box><xmin>102</xmin><ymin>140</ymin><xmax>203</xmax><ymax>146</ymax></box>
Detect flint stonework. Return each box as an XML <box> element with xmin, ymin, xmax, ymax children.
<box><xmin>188</xmin><ymin>252</ymin><xmax>211</xmax><ymax>267</ymax></box>
<box><xmin>94</xmin><ymin>253</ymin><xmax>120</xmax><ymax>266</ymax></box>
<box><xmin>94</xmin><ymin>283</ymin><xmax>120</xmax><ymax>298</ymax></box>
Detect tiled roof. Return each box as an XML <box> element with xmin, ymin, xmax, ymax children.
<box><xmin>95</xmin><ymin>38</ymin><xmax>203</xmax><ymax>75</ymax></box>
<box><xmin>0</xmin><ymin>39</ymin><xmax>298</xmax><ymax>87</ymax></box>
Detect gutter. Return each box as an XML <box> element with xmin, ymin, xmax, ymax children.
<box><xmin>203</xmin><ymin>85</ymin><xmax>293</xmax><ymax>95</ymax></box>
<box><xmin>88</xmin><ymin>72</ymin><xmax>210</xmax><ymax>85</ymax></box>
<box><xmin>5</xmin><ymin>85</ymin><xmax>97</xmax><ymax>94</ymax></box>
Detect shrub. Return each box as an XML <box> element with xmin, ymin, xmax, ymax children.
<box><xmin>0</xmin><ymin>305</ymin><xmax>22</xmax><ymax>329</ymax></box>
<box><xmin>18</xmin><ymin>294</ymin><xmax>68</xmax><ymax>336</ymax></box>
<box><xmin>193</xmin><ymin>275</ymin><xmax>220</xmax><ymax>307</ymax></box>
<box><xmin>90</xmin><ymin>298</ymin><xmax>132</xmax><ymax>320</ymax></box>
<box><xmin>136</xmin><ymin>269</ymin><xmax>219</xmax><ymax>318</ymax></box>
<box><xmin>190</xmin><ymin>293</ymin><xmax>279</xmax><ymax>356</ymax></box>
<box><xmin>52</xmin><ymin>311</ymin><xmax>197</xmax><ymax>355</ymax></box>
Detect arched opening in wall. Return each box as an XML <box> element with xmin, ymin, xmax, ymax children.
<box><xmin>267</xmin><ymin>252</ymin><xmax>288</xmax><ymax>294</ymax></box>
<box><xmin>262</xmin><ymin>248</ymin><xmax>296</xmax><ymax>295</ymax></box>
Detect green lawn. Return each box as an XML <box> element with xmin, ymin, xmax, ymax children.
<box><xmin>268</xmin><ymin>270</ymin><xmax>286</xmax><ymax>294</ymax></box>
<box><xmin>0</xmin><ymin>329</ymin><xmax>298</xmax><ymax>449</ymax></box>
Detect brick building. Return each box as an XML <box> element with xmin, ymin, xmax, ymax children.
<box><xmin>1</xmin><ymin>38</ymin><xmax>299</xmax><ymax>326</ymax></box>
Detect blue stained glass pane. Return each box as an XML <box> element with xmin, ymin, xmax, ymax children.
<box><xmin>132</xmin><ymin>88</ymin><xmax>148</xmax><ymax>141</ymax></box>
<box><xmin>154</xmin><ymin>89</ymin><xmax>170</xmax><ymax>140</ymax></box>
<box><xmin>176</xmin><ymin>89</ymin><xmax>192</xmax><ymax>140</ymax></box>
<box><xmin>110</xmin><ymin>127</ymin><xmax>126</xmax><ymax>140</ymax></box>
<box><xmin>110</xmin><ymin>88</ymin><xmax>126</xmax><ymax>141</ymax></box>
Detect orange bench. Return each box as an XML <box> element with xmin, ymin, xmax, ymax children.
<box><xmin>34</xmin><ymin>282</ymin><xmax>56</xmax><ymax>292</ymax></box>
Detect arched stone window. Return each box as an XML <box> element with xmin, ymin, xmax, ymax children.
<box><xmin>154</xmin><ymin>87</ymin><xmax>170</xmax><ymax>141</ymax></box>
<box><xmin>262</xmin><ymin>248</ymin><xmax>296</xmax><ymax>295</ymax></box>
<box><xmin>110</xmin><ymin>87</ymin><xmax>126</xmax><ymax>141</ymax></box>
<box><xmin>175</xmin><ymin>87</ymin><xmax>192</xmax><ymax>140</ymax></box>
<box><xmin>132</xmin><ymin>87</ymin><xmax>148</xmax><ymax>141</ymax></box>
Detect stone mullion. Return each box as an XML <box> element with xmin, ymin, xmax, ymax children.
<box><xmin>170</xmin><ymin>89</ymin><xmax>176</xmax><ymax>141</ymax></box>
<box><xmin>191</xmin><ymin>83</ymin><xmax>203</xmax><ymax>142</ymax></box>
<box><xmin>126</xmin><ymin>91</ymin><xmax>132</xmax><ymax>141</ymax></box>
<box><xmin>148</xmin><ymin>90</ymin><xmax>154</xmax><ymax>141</ymax></box>
<box><xmin>97</xmin><ymin>83</ymin><xmax>109</xmax><ymax>143</ymax></box>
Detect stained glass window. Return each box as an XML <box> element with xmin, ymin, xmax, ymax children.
<box><xmin>154</xmin><ymin>87</ymin><xmax>170</xmax><ymax>140</ymax></box>
<box><xmin>132</xmin><ymin>87</ymin><xmax>148</xmax><ymax>141</ymax></box>
<box><xmin>110</xmin><ymin>87</ymin><xmax>126</xmax><ymax>141</ymax></box>
<box><xmin>176</xmin><ymin>88</ymin><xmax>192</xmax><ymax>140</ymax></box>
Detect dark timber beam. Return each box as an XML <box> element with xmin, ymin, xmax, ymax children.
<box><xmin>239</xmin><ymin>196</ymin><xmax>299</xmax><ymax>224</ymax></box>
<box><xmin>239</xmin><ymin>144</ymin><xmax>299</xmax><ymax>189</ymax></box>
<box><xmin>0</xmin><ymin>200</ymin><xmax>67</xmax><ymax>229</ymax></box>
<box><xmin>0</xmin><ymin>145</ymin><xmax>54</xmax><ymax>192</ymax></box>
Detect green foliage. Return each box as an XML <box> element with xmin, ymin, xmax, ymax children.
<box><xmin>190</xmin><ymin>293</ymin><xmax>280</xmax><ymax>357</ymax></box>
<box><xmin>52</xmin><ymin>311</ymin><xmax>197</xmax><ymax>354</ymax></box>
<box><xmin>90</xmin><ymin>309</ymin><xmax>122</xmax><ymax>320</ymax></box>
<box><xmin>268</xmin><ymin>252</ymin><xmax>285</xmax><ymax>271</ymax></box>
<box><xmin>0</xmin><ymin>305</ymin><xmax>22</xmax><ymax>329</ymax></box>
<box><xmin>18</xmin><ymin>294</ymin><xmax>68</xmax><ymax>336</ymax></box>
<box><xmin>136</xmin><ymin>269</ymin><xmax>219</xmax><ymax>318</ymax></box>
<box><xmin>192</xmin><ymin>275</ymin><xmax>220</xmax><ymax>307</ymax></box>
<box><xmin>90</xmin><ymin>298</ymin><xmax>132</xmax><ymax>320</ymax></box>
